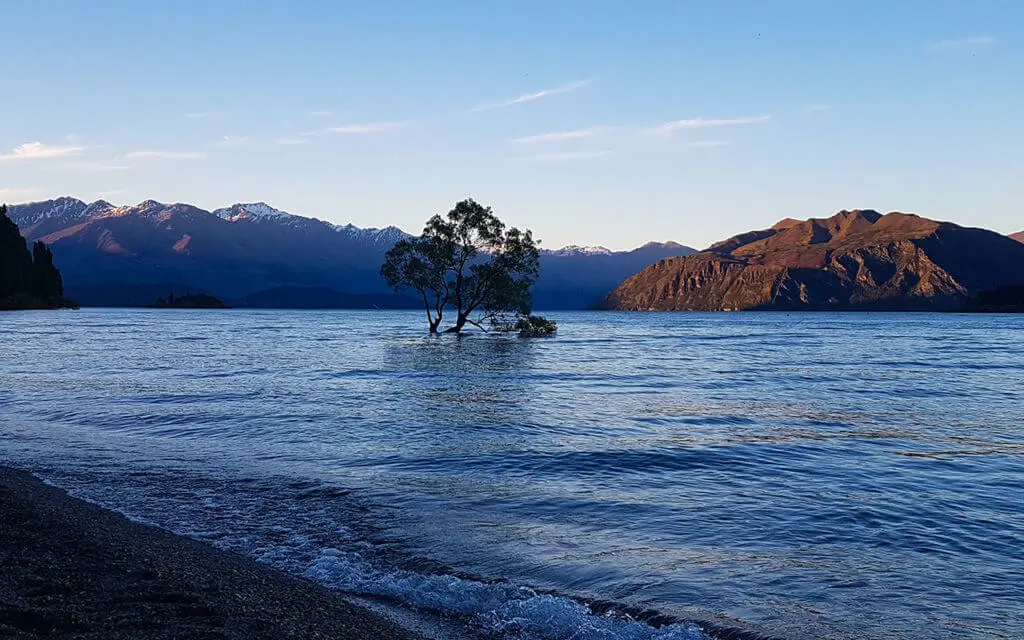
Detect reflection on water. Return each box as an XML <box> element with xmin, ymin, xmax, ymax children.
<box><xmin>0</xmin><ymin>309</ymin><xmax>1022</xmax><ymax>640</ymax></box>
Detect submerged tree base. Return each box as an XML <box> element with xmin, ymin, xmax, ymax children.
<box><xmin>515</xmin><ymin>314</ymin><xmax>558</xmax><ymax>336</ymax></box>
<box><xmin>490</xmin><ymin>313</ymin><xmax>557</xmax><ymax>337</ymax></box>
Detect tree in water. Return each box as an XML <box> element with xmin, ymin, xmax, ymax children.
<box><xmin>381</xmin><ymin>199</ymin><xmax>540</xmax><ymax>333</ymax></box>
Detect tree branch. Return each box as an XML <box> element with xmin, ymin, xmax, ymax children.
<box><xmin>464</xmin><ymin>317</ymin><xmax>491</xmax><ymax>332</ymax></box>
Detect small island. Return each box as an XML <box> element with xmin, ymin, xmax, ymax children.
<box><xmin>151</xmin><ymin>292</ymin><xmax>229</xmax><ymax>309</ymax></box>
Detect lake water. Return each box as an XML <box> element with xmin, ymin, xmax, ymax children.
<box><xmin>1</xmin><ymin>309</ymin><xmax>1021</xmax><ymax>639</ymax></box>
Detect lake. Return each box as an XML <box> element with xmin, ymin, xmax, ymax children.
<box><xmin>0</xmin><ymin>309</ymin><xmax>1021</xmax><ymax>639</ymax></box>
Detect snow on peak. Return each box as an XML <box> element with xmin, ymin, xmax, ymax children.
<box><xmin>212</xmin><ymin>202</ymin><xmax>297</xmax><ymax>223</ymax></box>
<box><xmin>333</xmin><ymin>223</ymin><xmax>409</xmax><ymax>245</ymax></box>
<box><xmin>6</xmin><ymin>197</ymin><xmax>90</xmax><ymax>225</ymax></box>
<box><xmin>547</xmin><ymin>244</ymin><xmax>614</xmax><ymax>256</ymax></box>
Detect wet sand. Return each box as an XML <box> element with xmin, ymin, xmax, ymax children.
<box><xmin>0</xmin><ymin>466</ymin><xmax>424</xmax><ymax>639</ymax></box>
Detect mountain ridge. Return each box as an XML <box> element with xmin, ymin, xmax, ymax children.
<box><xmin>6</xmin><ymin>197</ymin><xmax>695</xmax><ymax>309</ymax></box>
<box><xmin>603</xmin><ymin>209</ymin><xmax>1024</xmax><ymax>311</ymax></box>
<box><xmin>10</xmin><ymin>197</ymin><xmax>685</xmax><ymax>256</ymax></box>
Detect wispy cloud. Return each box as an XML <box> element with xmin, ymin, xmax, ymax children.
<box><xmin>275</xmin><ymin>137</ymin><xmax>310</xmax><ymax>146</ymax></box>
<box><xmin>0</xmin><ymin>141</ymin><xmax>85</xmax><ymax>161</ymax></box>
<box><xmin>469</xmin><ymin>78</ymin><xmax>595</xmax><ymax>112</ymax></box>
<box><xmin>511</xmin><ymin>126</ymin><xmax>615</xmax><ymax>145</ymax></box>
<box><xmin>95</xmin><ymin>189</ymin><xmax>128</xmax><ymax>199</ymax></box>
<box><xmin>64</xmin><ymin>160</ymin><xmax>131</xmax><ymax>172</ymax></box>
<box><xmin>0</xmin><ymin>187</ymin><xmax>45</xmax><ymax>201</ymax></box>
<box><xmin>124</xmin><ymin>150</ymin><xmax>206</xmax><ymax>160</ymax></box>
<box><xmin>802</xmin><ymin>104</ymin><xmax>829</xmax><ymax>114</ymax></box>
<box><xmin>307</xmin><ymin>110</ymin><xmax>333</xmax><ymax>117</ymax></box>
<box><xmin>687</xmin><ymin>140</ymin><xmax>732</xmax><ymax>148</ymax></box>
<box><xmin>644</xmin><ymin>115</ymin><xmax>772</xmax><ymax>135</ymax></box>
<box><xmin>323</xmin><ymin>121</ymin><xmax>408</xmax><ymax>134</ymax></box>
<box><xmin>302</xmin><ymin>121</ymin><xmax>409</xmax><ymax>136</ymax></box>
<box><xmin>213</xmin><ymin>136</ymin><xmax>251</xmax><ymax>149</ymax></box>
<box><xmin>516</xmin><ymin>150</ymin><xmax>612</xmax><ymax>162</ymax></box>
<box><xmin>932</xmin><ymin>36</ymin><xmax>998</xmax><ymax>51</ymax></box>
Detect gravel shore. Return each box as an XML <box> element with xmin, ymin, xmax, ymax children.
<box><xmin>0</xmin><ymin>466</ymin><xmax>424</xmax><ymax>639</ymax></box>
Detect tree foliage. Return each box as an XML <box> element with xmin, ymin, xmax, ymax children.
<box><xmin>381</xmin><ymin>199</ymin><xmax>540</xmax><ymax>333</ymax></box>
<box><xmin>0</xmin><ymin>203</ymin><xmax>70</xmax><ymax>309</ymax></box>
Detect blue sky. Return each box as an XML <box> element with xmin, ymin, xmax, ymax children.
<box><xmin>2</xmin><ymin>1</ymin><xmax>1021</xmax><ymax>249</ymax></box>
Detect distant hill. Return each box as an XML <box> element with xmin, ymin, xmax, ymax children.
<box><xmin>64</xmin><ymin>282</ymin><xmax>209</xmax><ymax>308</ymax></box>
<box><xmin>0</xmin><ymin>204</ymin><xmax>73</xmax><ymax>310</ymax></box>
<box><xmin>961</xmin><ymin>286</ymin><xmax>1024</xmax><ymax>313</ymax></box>
<box><xmin>8</xmin><ymin>198</ymin><xmax>694</xmax><ymax>309</ymax></box>
<box><xmin>10</xmin><ymin>198</ymin><xmax>404</xmax><ymax>306</ymax></box>
<box><xmin>151</xmin><ymin>293</ymin><xmax>227</xmax><ymax>309</ymax></box>
<box><xmin>603</xmin><ymin>209</ymin><xmax>1024</xmax><ymax>311</ymax></box>
<box><xmin>236</xmin><ymin>286</ymin><xmax>421</xmax><ymax>309</ymax></box>
<box><xmin>534</xmin><ymin>241</ymin><xmax>695</xmax><ymax>309</ymax></box>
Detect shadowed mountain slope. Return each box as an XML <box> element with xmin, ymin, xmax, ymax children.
<box><xmin>604</xmin><ymin>210</ymin><xmax>1024</xmax><ymax>311</ymax></box>
<box><xmin>8</xmin><ymin>198</ymin><xmax>694</xmax><ymax>308</ymax></box>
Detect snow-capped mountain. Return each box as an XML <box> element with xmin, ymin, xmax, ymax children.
<box><xmin>213</xmin><ymin>203</ymin><xmax>410</xmax><ymax>247</ymax></box>
<box><xmin>9</xmin><ymin>196</ymin><xmax>90</xmax><ymax>226</ymax></box>
<box><xmin>6</xmin><ymin>197</ymin><xmax>694</xmax><ymax>308</ymax></box>
<box><xmin>543</xmin><ymin>245</ymin><xmax>614</xmax><ymax>257</ymax></box>
<box><xmin>332</xmin><ymin>222</ymin><xmax>409</xmax><ymax>248</ymax></box>
<box><xmin>212</xmin><ymin>202</ymin><xmax>300</xmax><ymax>224</ymax></box>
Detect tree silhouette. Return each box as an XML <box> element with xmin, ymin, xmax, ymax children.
<box><xmin>0</xmin><ymin>204</ymin><xmax>70</xmax><ymax>308</ymax></box>
<box><xmin>381</xmin><ymin>199</ymin><xmax>540</xmax><ymax>333</ymax></box>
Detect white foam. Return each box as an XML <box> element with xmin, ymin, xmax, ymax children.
<box><xmin>305</xmin><ymin>549</ymin><xmax>707</xmax><ymax>640</ymax></box>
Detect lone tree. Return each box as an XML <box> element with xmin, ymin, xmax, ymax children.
<box><xmin>381</xmin><ymin>199</ymin><xmax>540</xmax><ymax>333</ymax></box>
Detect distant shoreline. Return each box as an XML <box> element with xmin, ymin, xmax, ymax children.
<box><xmin>0</xmin><ymin>466</ymin><xmax>426</xmax><ymax>640</ymax></box>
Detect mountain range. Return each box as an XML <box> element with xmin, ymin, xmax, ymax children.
<box><xmin>603</xmin><ymin>209</ymin><xmax>1024</xmax><ymax>311</ymax></box>
<box><xmin>1012</xmin><ymin>231</ymin><xmax>1024</xmax><ymax>243</ymax></box>
<box><xmin>7</xmin><ymin>198</ymin><xmax>695</xmax><ymax>309</ymax></box>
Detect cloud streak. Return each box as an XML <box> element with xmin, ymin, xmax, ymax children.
<box><xmin>687</xmin><ymin>140</ymin><xmax>732</xmax><ymax>148</ymax></box>
<box><xmin>644</xmin><ymin>115</ymin><xmax>771</xmax><ymax>135</ymax></box>
<box><xmin>325</xmin><ymin>121</ymin><xmax>408</xmax><ymax>134</ymax></box>
<box><xmin>303</xmin><ymin>121</ymin><xmax>409</xmax><ymax>136</ymax></box>
<box><xmin>516</xmin><ymin>150</ymin><xmax>612</xmax><ymax>162</ymax></box>
<box><xmin>213</xmin><ymin>136</ymin><xmax>251</xmax><ymax>149</ymax></box>
<box><xmin>124</xmin><ymin>150</ymin><xmax>206</xmax><ymax>160</ymax></box>
<box><xmin>469</xmin><ymin>78</ymin><xmax>595</xmax><ymax>112</ymax></box>
<box><xmin>95</xmin><ymin>189</ymin><xmax>128</xmax><ymax>198</ymax></box>
<box><xmin>511</xmin><ymin>126</ymin><xmax>615</xmax><ymax>145</ymax></box>
<box><xmin>0</xmin><ymin>187</ymin><xmax>45</xmax><ymax>201</ymax></box>
<box><xmin>932</xmin><ymin>36</ymin><xmax>998</xmax><ymax>51</ymax></box>
<box><xmin>0</xmin><ymin>142</ymin><xmax>85</xmax><ymax>161</ymax></box>
<box><xmin>64</xmin><ymin>160</ymin><xmax>131</xmax><ymax>172</ymax></box>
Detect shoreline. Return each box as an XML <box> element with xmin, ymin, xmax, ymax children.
<box><xmin>0</xmin><ymin>466</ymin><xmax>436</xmax><ymax>639</ymax></box>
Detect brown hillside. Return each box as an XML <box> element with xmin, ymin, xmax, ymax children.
<box><xmin>604</xmin><ymin>210</ymin><xmax>1024</xmax><ymax>311</ymax></box>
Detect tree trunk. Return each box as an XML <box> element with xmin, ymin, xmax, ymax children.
<box><xmin>444</xmin><ymin>313</ymin><xmax>468</xmax><ymax>333</ymax></box>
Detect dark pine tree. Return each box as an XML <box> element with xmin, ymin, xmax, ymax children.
<box><xmin>0</xmin><ymin>204</ymin><xmax>34</xmax><ymax>300</ymax></box>
<box><xmin>31</xmin><ymin>241</ymin><xmax>64</xmax><ymax>299</ymax></box>
<box><xmin>1</xmin><ymin>203</ymin><xmax>73</xmax><ymax>309</ymax></box>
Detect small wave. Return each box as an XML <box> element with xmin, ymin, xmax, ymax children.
<box><xmin>305</xmin><ymin>548</ymin><xmax>707</xmax><ymax>640</ymax></box>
